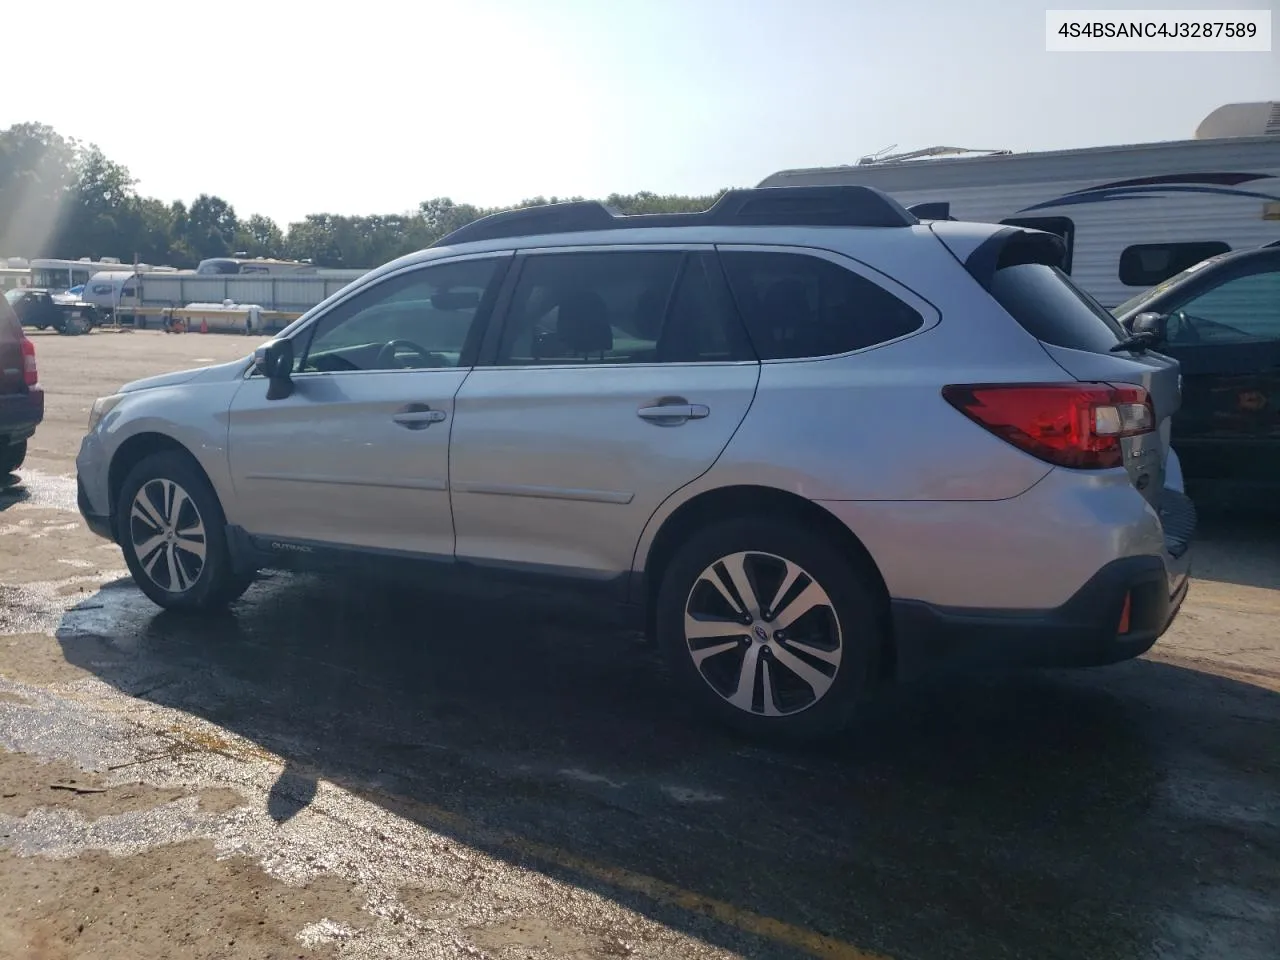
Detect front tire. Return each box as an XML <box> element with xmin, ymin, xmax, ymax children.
<box><xmin>116</xmin><ymin>451</ymin><xmax>252</xmax><ymax>611</ymax></box>
<box><xmin>656</xmin><ymin>518</ymin><xmax>885</xmax><ymax>740</ymax></box>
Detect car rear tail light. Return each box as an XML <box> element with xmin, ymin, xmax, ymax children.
<box><xmin>20</xmin><ymin>336</ymin><xmax>37</xmax><ymax>387</ymax></box>
<box><xmin>942</xmin><ymin>383</ymin><xmax>1155</xmax><ymax>470</ymax></box>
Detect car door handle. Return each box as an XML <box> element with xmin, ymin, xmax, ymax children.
<box><xmin>637</xmin><ymin>400</ymin><xmax>710</xmax><ymax>425</ymax></box>
<box><xmin>392</xmin><ymin>405</ymin><xmax>447</xmax><ymax>429</ymax></box>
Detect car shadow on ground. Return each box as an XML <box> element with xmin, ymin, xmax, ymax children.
<box><xmin>55</xmin><ymin>573</ymin><xmax>1280</xmax><ymax>960</ymax></box>
<box><xmin>1186</xmin><ymin>511</ymin><xmax>1280</xmax><ymax>591</ymax></box>
<box><xmin>0</xmin><ymin>476</ymin><xmax>30</xmax><ymax>509</ymax></box>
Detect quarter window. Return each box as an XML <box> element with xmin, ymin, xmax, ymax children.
<box><xmin>494</xmin><ymin>251</ymin><xmax>749</xmax><ymax>365</ymax></box>
<box><xmin>297</xmin><ymin>257</ymin><xmax>501</xmax><ymax>373</ymax></box>
<box><xmin>1119</xmin><ymin>242</ymin><xmax>1230</xmax><ymax>287</ymax></box>
<box><xmin>718</xmin><ymin>251</ymin><xmax>924</xmax><ymax>360</ymax></box>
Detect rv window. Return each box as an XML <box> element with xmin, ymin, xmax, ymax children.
<box><xmin>1119</xmin><ymin>242</ymin><xmax>1230</xmax><ymax>287</ymax></box>
<box><xmin>989</xmin><ymin>262</ymin><xmax>1125</xmax><ymax>353</ymax></box>
<box><xmin>1000</xmin><ymin>217</ymin><xmax>1075</xmax><ymax>273</ymax></box>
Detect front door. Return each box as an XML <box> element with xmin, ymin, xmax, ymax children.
<box><xmin>1157</xmin><ymin>260</ymin><xmax>1280</xmax><ymax>484</ymax></box>
<box><xmin>227</xmin><ymin>253</ymin><xmax>510</xmax><ymax>557</ymax></box>
<box><xmin>450</xmin><ymin>247</ymin><xmax>760</xmax><ymax>581</ymax></box>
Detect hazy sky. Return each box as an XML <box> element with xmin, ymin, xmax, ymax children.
<box><xmin>5</xmin><ymin>0</ymin><xmax>1276</xmax><ymax>226</ymax></box>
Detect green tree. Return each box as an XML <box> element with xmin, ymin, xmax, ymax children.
<box><xmin>0</xmin><ymin>122</ymin><xmax>79</xmax><ymax>257</ymax></box>
<box><xmin>185</xmin><ymin>193</ymin><xmax>239</xmax><ymax>260</ymax></box>
<box><xmin>65</xmin><ymin>144</ymin><xmax>138</xmax><ymax>259</ymax></box>
<box><xmin>235</xmin><ymin>214</ymin><xmax>285</xmax><ymax>259</ymax></box>
<box><xmin>1</xmin><ymin>121</ymin><xmax>743</xmax><ymax>270</ymax></box>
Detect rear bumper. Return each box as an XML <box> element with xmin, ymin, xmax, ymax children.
<box><xmin>892</xmin><ymin>551</ymin><xmax>1191</xmax><ymax>680</ymax></box>
<box><xmin>0</xmin><ymin>388</ymin><xmax>44</xmax><ymax>443</ymax></box>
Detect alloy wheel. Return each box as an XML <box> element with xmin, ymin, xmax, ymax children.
<box><xmin>683</xmin><ymin>550</ymin><xmax>843</xmax><ymax>717</ymax></box>
<box><xmin>128</xmin><ymin>478</ymin><xmax>207</xmax><ymax>593</ymax></box>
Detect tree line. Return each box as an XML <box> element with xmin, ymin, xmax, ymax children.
<box><xmin>0</xmin><ymin>122</ymin><xmax>728</xmax><ymax>270</ymax></box>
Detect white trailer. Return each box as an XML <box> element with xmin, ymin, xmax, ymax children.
<box><xmin>29</xmin><ymin>257</ymin><xmax>158</xmax><ymax>291</ymax></box>
<box><xmin>758</xmin><ymin>101</ymin><xmax>1280</xmax><ymax>308</ymax></box>
<box><xmin>135</xmin><ymin>269</ymin><xmax>367</xmax><ymax>320</ymax></box>
<box><xmin>81</xmin><ymin>271</ymin><xmax>141</xmax><ymax>317</ymax></box>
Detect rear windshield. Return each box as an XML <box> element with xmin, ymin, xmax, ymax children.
<box><xmin>989</xmin><ymin>263</ymin><xmax>1125</xmax><ymax>354</ymax></box>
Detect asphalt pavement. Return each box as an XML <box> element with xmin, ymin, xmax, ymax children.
<box><xmin>1</xmin><ymin>329</ymin><xmax>1277</xmax><ymax>960</ymax></box>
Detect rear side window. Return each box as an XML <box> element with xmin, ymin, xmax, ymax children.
<box><xmin>989</xmin><ymin>263</ymin><xmax>1125</xmax><ymax>353</ymax></box>
<box><xmin>1119</xmin><ymin>242</ymin><xmax>1230</xmax><ymax>287</ymax></box>
<box><xmin>718</xmin><ymin>251</ymin><xmax>924</xmax><ymax>360</ymax></box>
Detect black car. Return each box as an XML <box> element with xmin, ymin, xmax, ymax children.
<box><xmin>3</xmin><ymin>287</ymin><xmax>100</xmax><ymax>335</ymax></box>
<box><xmin>1113</xmin><ymin>245</ymin><xmax>1280</xmax><ymax>492</ymax></box>
<box><xmin>0</xmin><ymin>294</ymin><xmax>44</xmax><ymax>475</ymax></box>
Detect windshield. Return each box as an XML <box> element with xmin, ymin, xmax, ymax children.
<box><xmin>1111</xmin><ymin>253</ymin><xmax>1232</xmax><ymax>318</ymax></box>
<box><xmin>3</xmin><ymin>288</ymin><xmax>23</xmax><ymax>305</ymax></box>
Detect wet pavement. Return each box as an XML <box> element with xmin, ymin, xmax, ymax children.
<box><xmin>1</xmin><ymin>332</ymin><xmax>1278</xmax><ymax>959</ymax></box>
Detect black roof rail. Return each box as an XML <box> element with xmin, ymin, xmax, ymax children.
<box><xmin>430</xmin><ymin>185</ymin><xmax>918</xmax><ymax>247</ymax></box>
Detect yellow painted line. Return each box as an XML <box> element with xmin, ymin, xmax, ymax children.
<box><xmin>367</xmin><ymin>789</ymin><xmax>891</xmax><ymax>960</ymax></box>
<box><xmin>504</xmin><ymin>834</ymin><xmax>890</xmax><ymax>960</ymax></box>
<box><xmin>162</xmin><ymin>724</ymin><xmax>889</xmax><ymax>958</ymax></box>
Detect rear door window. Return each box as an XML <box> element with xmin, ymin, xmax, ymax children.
<box><xmin>989</xmin><ymin>263</ymin><xmax>1125</xmax><ymax>354</ymax></box>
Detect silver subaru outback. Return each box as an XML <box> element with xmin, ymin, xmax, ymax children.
<box><xmin>76</xmin><ymin>187</ymin><xmax>1194</xmax><ymax>738</ymax></box>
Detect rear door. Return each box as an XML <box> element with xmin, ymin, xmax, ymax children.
<box><xmin>1152</xmin><ymin>257</ymin><xmax>1280</xmax><ymax>484</ymax></box>
<box><xmin>983</xmin><ymin>254</ymin><xmax>1181</xmax><ymax>507</ymax></box>
<box><xmin>449</xmin><ymin>246</ymin><xmax>760</xmax><ymax>581</ymax></box>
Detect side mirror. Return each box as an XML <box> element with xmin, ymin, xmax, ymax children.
<box><xmin>1131</xmin><ymin>311</ymin><xmax>1168</xmax><ymax>341</ymax></box>
<box><xmin>253</xmin><ymin>339</ymin><xmax>294</xmax><ymax>399</ymax></box>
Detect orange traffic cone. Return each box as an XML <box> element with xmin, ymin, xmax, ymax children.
<box><xmin>200</xmin><ymin>317</ymin><xmax>208</xmax><ymax>334</ymax></box>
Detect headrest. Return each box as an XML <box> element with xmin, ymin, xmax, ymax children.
<box><xmin>557</xmin><ymin>289</ymin><xmax>612</xmax><ymax>355</ymax></box>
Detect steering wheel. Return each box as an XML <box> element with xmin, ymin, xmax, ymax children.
<box><xmin>1167</xmin><ymin>311</ymin><xmax>1200</xmax><ymax>344</ymax></box>
<box><xmin>375</xmin><ymin>339</ymin><xmax>437</xmax><ymax>369</ymax></box>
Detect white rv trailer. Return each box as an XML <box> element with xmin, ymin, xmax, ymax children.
<box><xmin>194</xmin><ymin>256</ymin><xmax>363</xmax><ymax>277</ymax></box>
<box><xmin>134</xmin><ymin>268</ymin><xmax>367</xmax><ymax>326</ymax></box>
<box><xmin>81</xmin><ymin>271</ymin><xmax>142</xmax><ymax>316</ymax></box>
<box><xmin>0</xmin><ymin>267</ymin><xmax>30</xmax><ymax>292</ymax></box>
<box><xmin>758</xmin><ymin>101</ymin><xmax>1280</xmax><ymax>308</ymax></box>
<box><xmin>28</xmin><ymin>257</ymin><xmax>160</xmax><ymax>291</ymax></box>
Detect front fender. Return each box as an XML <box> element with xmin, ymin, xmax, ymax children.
<box><xmin>91</xmin><ymin>379</ymin><xmax>244</xmax><ymax>519</ymax></box>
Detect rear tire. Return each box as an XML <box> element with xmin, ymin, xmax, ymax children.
<box><xmin>0</xmin><ymin>440</ymin><xmax>26</xmax><ymax>475</ymax></box>
<box><xmin>116</xmin><ymin>451</ymin><xmax>252</xmax><ymax>611</ymax></box>
<box><xmin>655</xmin><ymin>517</ymin><xmax>884</xmax><ymax>741</ymax></box>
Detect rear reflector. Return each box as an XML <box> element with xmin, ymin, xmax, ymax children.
<box><xmin>20</xmin><ymin>336</ymin><xmax>37</xmax><ymax>387</ymax></box>
<box><xmin>942</xmin><ymin>383</ymin><xmax>1155</xmax><ymax>469</ymax></box>
<box><xmin>1118</xmin><ymin>593</ymin><xmax>1132</xmax><ymax>635</ymax></box>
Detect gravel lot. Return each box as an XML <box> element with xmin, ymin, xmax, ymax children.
<box><xmin>2</xmin><ymin>328</ymin><xmax>1278</xmax><ymax>960</ymax></box>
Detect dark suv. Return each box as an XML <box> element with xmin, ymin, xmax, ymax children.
<box><xmin>0</xmin><ymin>294</ymin><xmax>43</xmax><ymax>475</ymax></box>
<box><xmin>1113</xmin><ymin>245</ymin><xmax>1280</xmax><ymax>493</ymax></box>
